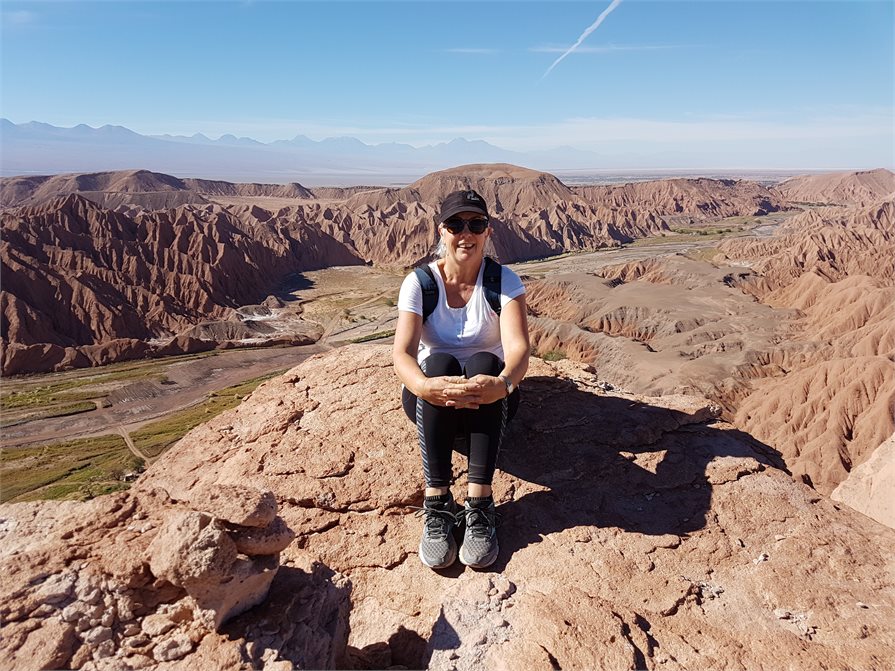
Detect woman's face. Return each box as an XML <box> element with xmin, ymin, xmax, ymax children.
<box><xmin>440</xmin><ymin>211</ymin><xmax>491</xmax><ymax>263</ymax></box>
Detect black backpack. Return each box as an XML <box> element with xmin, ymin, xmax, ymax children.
<box><xmin>414</xmin><ymin>257</ymin><xmax>503</xmax><ymax>323</ymax></box>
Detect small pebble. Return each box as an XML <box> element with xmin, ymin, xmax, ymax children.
<box><xmin>857</xmin><ymin>602</ymin><xmax>869</xmax><ymax>609</ymax></box>
<box><xmin>754</xmin><ymin>552</ymin><xmax>769</xmax><ymax>564</ymax></box>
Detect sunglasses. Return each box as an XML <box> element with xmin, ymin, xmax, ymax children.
<box><xmin>442</xmin><ymin>216</ymin><xmax>489</xmax><ymax>234</ymax></box>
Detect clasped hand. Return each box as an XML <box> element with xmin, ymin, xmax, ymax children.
<box><xmin>422</xmin><ymin>374</ymin><xmax>506</xmax><ymax>409</ymax></box>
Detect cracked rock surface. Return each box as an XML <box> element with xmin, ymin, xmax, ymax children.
<box><xmin>2</xmin><ymin>345</ymin><xmax>894</xmax><ymax>670</ymax></box>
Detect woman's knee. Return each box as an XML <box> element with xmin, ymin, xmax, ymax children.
<box><xmin>421</xmin><ymin>353</ymin><xmax>461</xmax><ymax>377</ymax></box>
<box><xmin>464</xmin><ymin>351</ymin><xmax>502</xmax><ymax>377</ymax></box>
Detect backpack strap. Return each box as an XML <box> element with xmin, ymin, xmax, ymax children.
<box><xmin>413</xmin><ymin>265</ymin><xmax>438</xmax><ymax>323</ymax></box>
<box><xmin>482</xmin><ymin>257</ymin><xmax>503</xmax><ymax>317</ymax></box>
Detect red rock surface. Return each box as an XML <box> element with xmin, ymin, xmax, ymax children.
<box><xmin>3</xmin><ymin>346</ymin><xmax>892</xmax><ymax>669</ymax></box>
<box><xmin>717</xmin><ymin>199</ymin><xmax>895</xmax><ymax>494</ymax></box>
<box><xmin>0</xmin><ymin>170</ymin><xmax>315</xmax><ymax>209</ymax></box>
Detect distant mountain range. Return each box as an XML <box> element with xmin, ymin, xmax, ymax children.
<box><xmin>0</xmin><ymin>119</ymin><xmax>613</xmax><ymax>184</ymax></box>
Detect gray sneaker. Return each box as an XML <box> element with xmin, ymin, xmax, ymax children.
<box><xmin>414</xmin><ymin>493</ymin><xmax>458</xmax><ymax>569</ymax></box>
<box><xmin>458</xmin><ymin>498</ymin><xmax>500</xmax><ymax>569</ymax></box>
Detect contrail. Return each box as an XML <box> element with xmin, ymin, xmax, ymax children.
<box><xmin>542</xmin><ymin>0</ymin><xmax>624</xmax><ymax>80</ymax></box>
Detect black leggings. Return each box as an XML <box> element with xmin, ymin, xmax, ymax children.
<box><xmin>402</xmin><ymin>351</ymin><xmax>520</xmax><ymax>488</ymax></box>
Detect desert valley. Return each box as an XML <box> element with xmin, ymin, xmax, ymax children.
<box><xmin>1</xmin><ymin>164</ymin><xmax>893</xmax><ymax>670</ymax></box>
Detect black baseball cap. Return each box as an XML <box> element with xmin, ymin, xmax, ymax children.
<box><xmin>438</xmin><ymin>189</ymin><xmax>489</xmax><ymax>223</ymax></box>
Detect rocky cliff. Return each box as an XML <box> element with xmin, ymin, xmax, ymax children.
<box><xmin>2</xmin><ymin>346</ymin><xmax>893</xmax><ymax>670</ymax></box>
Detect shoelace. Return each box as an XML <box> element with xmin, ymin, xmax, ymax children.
<box><xmin>458</xmin><ymin>506</ymin><xmax>501</xmax><ymax>539</ymax></box>
<box><xmin>410</xmin><ymin>506</ymin><xmax>457</xmax><ymax>538</ymax></box>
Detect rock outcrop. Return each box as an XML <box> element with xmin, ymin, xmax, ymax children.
<box><xmin>4</xmin><ymin>346</ymin><xmax>891</xmax><ymax>669</ymax></box>
<box><xmin>0</xmin><ymin>484</ymin><xmax>345</xmax><ymax>671</ymax></box>
<box><xmin>0</xmin><ymin>170</ymin><xmax>316</xmax><ymax>209</ymax></box>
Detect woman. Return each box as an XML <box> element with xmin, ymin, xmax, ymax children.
<box><xmin>393</xmin><ymin>189</ymin><xmax>530</xmax><ymax>570</ymax></box>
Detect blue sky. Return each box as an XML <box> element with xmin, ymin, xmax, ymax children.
<box><xmin>1</xmin><ymin>0</ymin><xmax>893</xmax><ymax>168</ymax></box>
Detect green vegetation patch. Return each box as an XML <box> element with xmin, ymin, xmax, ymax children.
<box><xmin>1</xmin><ymin>434</ymin><xmax>141</xmax><ymax>504</ymax></box>
<box><xmin>669</xmin><ymin>226</ymin><xmax>736</xmax><ymax>236</ymax></box>
<box><xmin>540</xmin><ymin>350</ymin><xmax>567</xmax><ymax>362</ymax></box>
<box><xmin>130</xmin><ymin>371</ymin><xmax>284</xmax><ymax>459</ymax></box>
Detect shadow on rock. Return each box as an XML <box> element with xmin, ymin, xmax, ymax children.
<box><xmin>222</xmin><ymin>562</ymin><xmax>351</xmax><ymax>670</ymax></box>
<box><xmin>344</xmin><ymin>625</ymin><xmax>429</xmax><ymax>670</ymax></box>
<box><xmin>483</xmin><ymin>375</ymin><xmax>786</xmax><ymax>571</ymax></box>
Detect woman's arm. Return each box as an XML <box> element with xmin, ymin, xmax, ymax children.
<box><xmin>465</xmin><ymin>293</ymin><xmax>530</xmax><ymax>405</ymax></box>
<box><xmin>498</xmin><ymin>293</ymin><xmax>530</xmax><ymax>388</ymax></box>
<box><xmin>393</xmin><ymin>309</ymin><xmax>430</xmax><ymax>397</ymax></box>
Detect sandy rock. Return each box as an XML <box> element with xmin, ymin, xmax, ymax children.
<box><xmin>134</xmin><ymin>345</ymin><xmax>895</xmax><ymax>670</ymax></box>
<box><xmin>5</xmin><ymin>618</ymin><xmax>78</xmax><ymax>671</ymax></box>
<box><xmin>153</xmin><ymin>633</ymin><xmax>195</xmax><ymax>662</ymax></box>
<box><xmin>188</xmin><ymin>485</ymin><xmax>278</xmax><ymax>528</ymax></box>
<box><xmin>34</xmin><ymin>570</ymin><xmax>78</xmax><ymax>603</ymax></box>
<box><xmin>147</xmin><ymin>511</ymin><xmax>237</xmax><ymax>587</ymax></box>
<box><xmin>776</xmin><ymin>168</ymin><xmax>895</xmax><ymax>206</ymax></box>
<box><xmin>2</xmin><ymin>166</ymin><xmax>793</xmax><ymax>375</ymax></box>
<box><xmin>141</xmin><ymin>613</ymin><xmax>176</xmax><ymax>637</ymax></box>
<box><xmin>191</xmin><ymin>555</ymin><xmax>279</xmax><ymax>630</ymax></box>
<box><xmin>83</xmin><ymin>625</ymin><xmax>114</xmax><ymax>645</ymax></box>
<box><xmin>230</xmin><ymin>516</ymin><xmax>295</xmax><ymax>555</ymax></box>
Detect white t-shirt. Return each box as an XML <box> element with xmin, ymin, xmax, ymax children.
<box><xmin>397</xmin><ymin>259</ymin><xmax>526</xmax><ymax>367</ymax></box>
